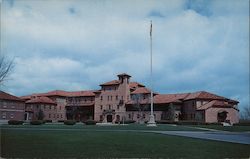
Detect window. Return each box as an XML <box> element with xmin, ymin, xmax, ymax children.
<box><xmin>54</xmin><ymin>114</ymin><xmax>56</xmax><ymax>118</ymax></box>
<box><xmin>49</xmin><ymin>114</ymin><xmax>51</xmax><ymax>118</ymax></box>
<box><xmin>54</xmin><ymin>106</ymin><xmax>56</xmax><ymax>110</ymax></box>
<box><xmin>100</xmin><ymin>115</ymin><xmax>103</xmax><ymax>121</ymax></box>
<box><xmin>108</xmin><ymin>96</ymin><xmax>109</xmax><ymax>101</ymax></box>
<box><xmin>100</xmin><ymin>96</ymin><xmax>103</xmax><ymax>100</ymax></box>
<box><xmin>2</xmin><ymin>112</ymin><xmax>6</xmax><ymax>119</ymax></box>
<box><xmin>49</xmin><ymin>106</ymin><xmax>51</xmax><ymax>110</ymax></box>
<box><xmin>10</xmin><ymin>113</ymin><xmax>14</xmax><ymax>119</ymax></box>
<box><xmin>100</xmin><ymin>105</ymin><xmax>103</xmax><ymax>110</ymax></box>
<box><xmin>57</xmin><ymin>114</ymin><xmax>59</xmax><ymax>118</ymax></box>
<box><xmin>85</xmin><ymin>99</ymin><xmax>87</xmax><ymax>102</ymax></box>
<box><xmin>128</xmin><ymin>114</ymin><xmax>131</xmax><ymax>119</ymax></box>
<box><xmin>121</xmin><ymin>96</ymin><xmax>123</xmax><ymax>100</ymax></box>
<box><xmin>117</xmin><ymin>105</ymin><xmax>119</xmax><ymax>110</ymax></box>
<box><xmin>37</xmin><ymin>105</ymin><xmax>39</xmax><ymax>109</ymax></box>
<box><xmin>137</xmin><ymin>114</ymin><xmax>140</xmax><ymax>119</ymax></box>
<box><xmin>109</xmin><ymin>105</ymin><xmax>111</xmax><ymax>109</ymax></box>
<box><xmin>61</xmin><ymin>114</ymin><xmax>63</xmax><ymax>118</ymax></box>
<box><xmin>110</xmin><ymin>96</ymin><xmax>112</xmax><ymax>101</ymax></box>
<box><xmin>193</xmin><ymin>101</ymin><xmax>196</xmax><ymax>106</ymax></box>
<box><xmin>127</xmin><ymin>95</ymin><xmax>129</xmax><ymax>100</ymax></box>
<box><xmin>143</xmin><ymin>114</ymin><xmax>145</xmax><ymax>119</ymax></box>
<box><xmin>116</xmin><ymin>95</ymin><xmax>118</xmax><ymax>100</ymax></box>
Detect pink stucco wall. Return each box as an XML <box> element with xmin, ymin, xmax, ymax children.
<box><xmin>205</xmin><ymin>107</ymin><xmax>239</xmax><ymax>124</ymax></box>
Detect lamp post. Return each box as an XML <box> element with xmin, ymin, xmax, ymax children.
<box><xmin>147</xmin><ymin>20</ymin><xmax>156</xmax><ymax>127</ymax></box>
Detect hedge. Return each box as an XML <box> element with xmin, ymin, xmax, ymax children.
<box><xmin>8</xmin><ymin>120</ymin><xmax>24</xmax><ymax>125</ymax></box>
<box><xmin>234</xmin><ymin>120</ymin><xmax>250</xmax><ymax>126</ymax></box>
<box><xmin>45</xmin><ymin>120</ymin><xmax>52</xmax><ymax>123</ymax></box>
<box><xmin>84</xmin><ymin>120</ymin><xmax>97</xmax><ymax>125</ymax></box>
<box><xmin>123</xmin><ymin>120</ymin><xmax>136</xmax><ymax>124</ymax></box>
<box><xmin>156</xmin><ymin>120</ymin><xmax>178</xmax><ymax>124</ymax></box>
<box><xmin>64</xmin><ymin>120</ymin><xmax>76</xmax><ymax>125</ymax></box>
<box><xmin>30</xmin><ymin>120</ymin><xmax>44</xmax><ymax>125</ymax></box>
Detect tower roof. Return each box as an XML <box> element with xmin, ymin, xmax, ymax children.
<box><xmin>117</xmin><ymin>73</ymin><xmax>131</xmax><ymax>77</ymax></box>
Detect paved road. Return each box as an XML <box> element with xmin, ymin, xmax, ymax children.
<box><xmin>2</xmin><ymin>127</ymin><xmax>250</xmax><ymax>145</ymax></box>
<box><xmin>151</xmin><ymin>131</ymin><xmax>250</xmax><ymax>145</ymax></box>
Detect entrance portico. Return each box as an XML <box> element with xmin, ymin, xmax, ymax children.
<box><xmin>102</xmin><ymin>109</ymin><xmax>115</xmax><ymax>123</ymax></box>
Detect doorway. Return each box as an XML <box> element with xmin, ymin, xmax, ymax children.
<box><xmin>217</xmin><ymin>111</ymin><xmax>228</xmax><ymax>122</ymax></box>
<box><xmin>107</xmin><ymin>115</ymin><xmax>112</xmax><ymax>122</ymax></box>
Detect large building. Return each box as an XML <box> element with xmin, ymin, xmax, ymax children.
<box><xmin>0</xmin><ymin>91</ymin><xmax>25</xmax><ymax>121</ymax></box>
<box><xmin>19</xmin><ymin>73</ymin><xmax>239</xmax><ymax>124</ymax></box>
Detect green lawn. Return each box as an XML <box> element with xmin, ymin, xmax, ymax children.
<box><xmin>188</xmin><ymin>125</ymin><xmax>250</xmax><ymax>132</ymax></box>
<box><xmin>1</xmin><ymin>123</ymin><xmax>206</xmax><ymax>131</ymax></box>
<box><xmin>1</xmin><ymin>125</ymin><xmax>250</xmax><ymax>158</ymax></box>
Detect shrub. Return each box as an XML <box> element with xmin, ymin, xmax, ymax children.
<box><xmin>64</xmin><ymin>120</ymin><xmax>76</xmax><ymax>125</ymax></box>
<box><xmin>234</xmin><ymin>120</ymin><xmax>250</xmax><ymax>126</ymax></box>
<box><xmin>84</xmin><ymin>119</ymin><xmax>97</xmax><ymax>125</ymax></box>
<box><xmin>45</xmin><ymin>120</ymin><xmax>52</xmax><ymax>123</ymax></box>
<box><xmin>8</xmin><ymin>120</ymin><xmax>24</xmax><ymax>125</ymax></box>
<box><xmin>30</xmin><ymin>120</ymin><xmax>44</xmax><ymax>125</ymax></box>
<box><xmin>123</xmin><ymin>120</ymin><xmax>136</xmax><ymax>124</ymax></box>
<box><xmin>156</xmin><ymin>120</ymin><xmax>177</xmax><ymax>124</ymax></box>
<box><xmin>208</xmin><ymin>122</ymin><xmax>223</xmax><ymax>126</ymax></box>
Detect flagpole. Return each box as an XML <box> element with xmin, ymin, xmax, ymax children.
<box><xmin>147</xmin><ymin>20</ymin><xmax>156</xmax><ymax>127</ymax></box>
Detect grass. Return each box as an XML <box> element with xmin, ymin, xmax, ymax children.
<box><xmin>1</xmin><ymin>125</ymin><xmax>250</xmax><ymax>158</ymax></box>
<box><xmin>188</xmin><ymin>125</ymin><xmax>250</xmax><ymax>132</ymax></box>
<box><xmin>1</xmin><ymin>123</ymin><xmax>206</xmax><ymax>131</ymax></box>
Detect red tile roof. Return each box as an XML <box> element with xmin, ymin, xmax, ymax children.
<box><xmin>22</xmin><ymin>90</ymin><xmax>95</xmax><ymax>98</ymax></box>
<box><xmin>184</xmin><ymin>91</ymin><xmax>226</xmax><ymax>100</ymax></box>
<box><xmin>0</xmin><ymin>91</ymin><xmax>24</xmax><ymax>101</ymax></box>
<box><xmin>67</xmin><ymin>91</ymin><xmax>95</xmax><ymax>97</ymax></box>
<box><xmin>131</xmin><ymin>87</ymin><xmax>151</xmax><ymax>94</ymax></box>
<box><xmin>26</xmin><ymin>96</ymin><xmax>57</xmax><ymax>105</ymax></box>
<box><xmin>20</xmin><ymin>95</ymin><xmax>32</xmax><ymax>100</ymax></box>
<box><xmin>154</xmin><ymin>93</ymin><xmax>189</xmax><ymax>104</ymax></box>
<box><xmin>197</xmin><ymin>100</ymin><xmax>234</xmax><ymax>110</ymax></box>
<box><xmin>100</xmin><ymin>80</ymin><xmax>120</xmax><ymax>86</ymax></box>
<box><xmin>129</xmin><ymin>82</ymin><xmax>145</xmax><ymax>89</ymax></box>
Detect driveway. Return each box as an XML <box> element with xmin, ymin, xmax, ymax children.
<box><xmin>152</xmin><ymin>131</ymin><xmax>250</xmax><ymax>145</ymax></box>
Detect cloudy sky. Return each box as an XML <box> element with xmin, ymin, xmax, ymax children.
<box><xmin>1</xmin><ymin>0</ymin><xmax>249</xmax><ymax>111</ymax></box>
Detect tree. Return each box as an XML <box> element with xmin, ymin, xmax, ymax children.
<box><xmin>167</xmin><ymin>103</ymin><xmax>175</xmax><ymax>121</ymax></box>
<box><xmin>37</xmin><ymin>109</ymin><xmax>45</xmax><ymax>120</ymax></box>
<box><xmin>241</xmin><ymin>106</ymin><xmax>250</xmax><ymax>120</ymax></box>
<box><xmin>132</xmin><ymin>94</ymin><xmax>149</xmax><ymax>124</ymax></box>
<box><xmin>0</xmin><ymin>55</ymin><xmax>14</xmax><ymax>85</ymax></box>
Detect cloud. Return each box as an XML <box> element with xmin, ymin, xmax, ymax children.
<box><xmin>1</xmin><ymin>0</ymin><xmax>249</xmax><ymax>111</ymax></box>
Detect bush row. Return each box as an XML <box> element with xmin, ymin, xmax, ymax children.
<box><xmin>64</xmin><ymin>120</ymin><xmax>76</xmax><ymax>125</ymax></box>
<box><xmin>156</xmin><ymin>120</ymin><xmax>223</xmax><ymax>125</ymax></box>
<box><xmin>8</xmin><ymin>120</ymin><xmax>24</xmax><ymax>125</ymax></box>
<box><xmin>234</xmin><ymin>120</ymin><xmax>250</xmax><ymax>126</ymax></box>
<box><xmin>30</xmin><ymin>120</ymin><xmax>44</xmax><ymax>125</ymax></box>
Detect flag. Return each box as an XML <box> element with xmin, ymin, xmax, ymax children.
<box><xmin>150</xmin><ymin>21</ymin><xmax>152</xmax><ymax>37</ymax></box>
